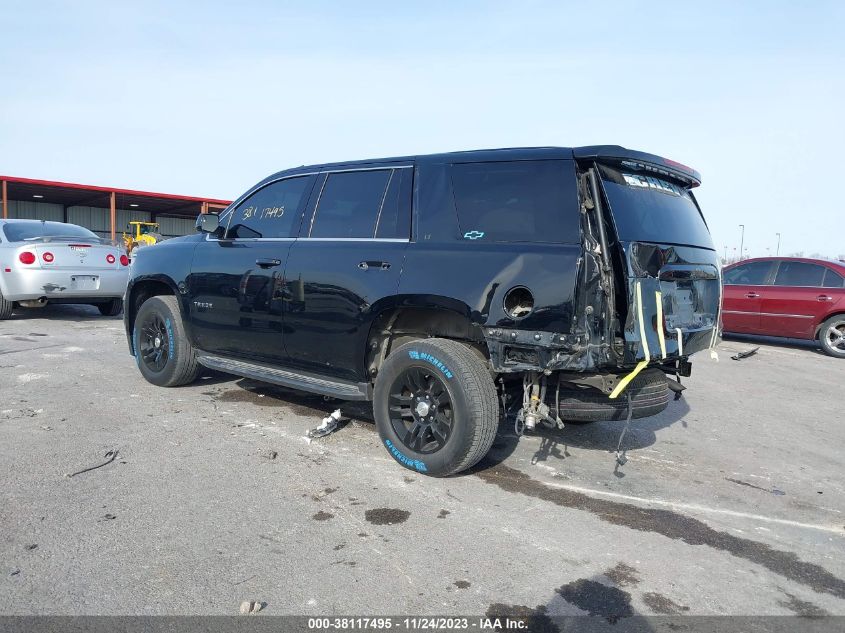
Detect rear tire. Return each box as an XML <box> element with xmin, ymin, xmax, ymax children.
<box><xmin>0</xmin><ymin>290</ymin><xmax>12</xmax><ymax>320</ymax></box>
<box><xmin>97</xmin><ymin>298</ymin><xmax>123</xmax><ymax>316</ymax></box>
<box><xmin>818</xmin><ymin>315</ymin><xmax>845</xmax><ymax>358</ymax></box>
<box><xmin>133</xmin><ymin>295</ymin><xmax>199</xmax><ymax>387</ymax></box>
<box><xmin>558</xmin><ymin>369</ymin><xmax>670</xmax><ymax>423</ymax></box>
<box><xmin>373</xmin><ymin>338</ymin><xmax>498</xmax><ymax>477</ymax></box>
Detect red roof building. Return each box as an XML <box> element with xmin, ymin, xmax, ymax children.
<box><xmin>0</xmin><ymin>175</ymin><xmax>231</xmax><ymax>241</ymax></box>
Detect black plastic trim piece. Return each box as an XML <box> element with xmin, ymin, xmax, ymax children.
<box><xmin>197</xmin><ymin>354</ymin><xmax>372</xmax><ymax>401</ymax></box>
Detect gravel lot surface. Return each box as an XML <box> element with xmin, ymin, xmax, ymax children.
<box><xmin>1</xmin><ymin>305</ymin><xmax>843</xmax><ymax>617</ymax></box>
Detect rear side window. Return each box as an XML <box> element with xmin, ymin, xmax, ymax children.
<box><xmin>375</xmin><ymin>169</ymin><xmax>412</xmax><ymax>239</ymax></box>
<box><xmin>823</xmin><ymin>268</ymin><xmax>845</xmax><ymax>288</ymax></box>
<box><xmin>227</xmin><ymin>176</ymin><xmax>313</xmax><ymax>239</ymax></box>
<box><xmin>723</xmin><ymin>261</ymin><xmax>773</xmax><ymax>285</ymax></box>
<box><xmin>824</xmin><ymin>268</ymin><xmax>845</xmax><ymax>288</ymax></box>
<box><xmin>773</xmin><ymin>261</ymin><xmax>825</xmax><ymax>287</ymax></box>
<box><xmin>310</xmin><ymin>170</ymin><xmax>392</xmax><ymax>238</ymax></box>
<box><xmin>450</xmin><ymin>160</ymin><xmax>580</xmax><ymax>243</ymax></box>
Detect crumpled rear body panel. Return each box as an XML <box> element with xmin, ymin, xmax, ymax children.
<box><xmin>621</xmin><ymin>242</ymin><xmax>721</xmax><ymax>365</ymax></box>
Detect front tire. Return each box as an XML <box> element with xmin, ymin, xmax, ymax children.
<box><xmin>818</xmin><ymin>315</ymin><xmax>845</xmax><ymax>358</ymax></box>
<box><xmin>97</xmin><ymin>298</ymin><xmax>123</xmax><ymax>316</ymax></box>
<box><xmin>373</xmin><ymin>338</ymin><xmax>498</xmax><ymax>477</ymax></box>
<box><xmin>133</xmin><ymin>295</ymin><xmax>199</xmax><ymax>387</ymax></box>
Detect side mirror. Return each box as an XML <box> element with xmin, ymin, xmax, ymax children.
<box><xmin>196</xmin><ymin>213</ymin><xmax>220</xmax><ymax>234</ymax></box>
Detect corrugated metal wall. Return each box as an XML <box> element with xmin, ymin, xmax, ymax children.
<box><xmin>5</xmin><ymin>201</ymin><xmax>196</xmax><ymax>239</ymax></box>
<box><xmin>67</xmin><ymin>206</ymin><xmax>152</xmax><ymax>238</ymax></box>
<box><xmin>7</xmin><ymin>200</ymin><xmax>64</xmax><ymax>222</ymax></box>
<box><xmin>156</xmin><ymin>216</ymin><xmax>196</xmax><ymax>237</ymax></box>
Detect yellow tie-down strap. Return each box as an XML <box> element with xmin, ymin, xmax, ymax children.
<box><xmin>655</xmin><ymin>290</ymin><xmax>667</xmax><ymax>359</ymax></box>
<box><xmin>610</xmin><ymin>281</ymin><xmax>651</xmax><ymax>400</ymax></box>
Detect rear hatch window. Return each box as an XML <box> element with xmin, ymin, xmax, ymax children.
<box><xmin>2</xmin><ymin>221</ymin><xmax>100</xmax><ymax>243</ymax></box>
<box><xmin>598</xmin><ymin>164</ymin><xmax>713</xmax><ymax>249</ymax></box>
<box><xmin>450</xmin><ymin>160</ymin><xmax>580</xmax><ymax>243</ymax></box>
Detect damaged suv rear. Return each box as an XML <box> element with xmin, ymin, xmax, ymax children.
<box><xmin>125</xmin><ymin>146</ymin><xmax>720</xmax><ymax>476</ymax></box>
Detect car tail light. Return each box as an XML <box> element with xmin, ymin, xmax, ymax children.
<box><xmin>19</xmin><ymin>252</ymin><xmax>36</xmax><ymax>265</ymax></box>
<box><xmin>120</xmin><ymin>254</ymin><xmax>130</xmax><ymax>266</ymax></box>
<box><xmin>106</xmin><ymin>253</ymin><xmax>116</xmax><ymax>264</ymax></box>
<box><xmin>42</xmin><ymin>252</ymin><xmax>55</xmax><ymax>263</ymax></box>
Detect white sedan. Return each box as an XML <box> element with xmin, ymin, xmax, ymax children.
<box><xmin>0</xmin><ymin>219</ymin><xmax>129</xmax><ymax>319</ymax></box>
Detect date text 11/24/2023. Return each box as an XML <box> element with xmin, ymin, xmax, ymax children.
<box><xmin>307</xmin><ymin>617</ymin><xmax>529</xmax><ymax>630</ymax></box>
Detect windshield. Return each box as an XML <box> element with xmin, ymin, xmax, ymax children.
<box><xmin>598</xmin><ymin>164</ymin><xmax>714</xmax><ymax>249</ymax></box>
<box><xmin>2</xmin><ymin>221</ymin><xmax>100</xmax><ymax>243</ymax></box>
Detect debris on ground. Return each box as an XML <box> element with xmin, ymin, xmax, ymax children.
<box><xmin>731</xmin><ymin>347</ymin><xmax>760</xmax><ymax>361</ymax></box>
<box><xmin>261</xmin><ymin>450</ymin><xmax>278</xmax><ymax>460</ymax></box>
<box><xmin>65</xmin><ymin>449</ymin><xmax>119</xmax><ymax>478</ymax></box>
<box><xmin>305</xmin><ymin>409</ymin><xmax>343</xmax><ymax>441</ymax></box>
<box><xmin>239</xmin><ymin>600</ymin><xmax>264</xmax><ymax>614</ymax></box>
<box><xmin>614</xmin><ymin>393</ymin><xmax>634</xmax><ymax>470</ymax></box>
<box><xmin>10</xmin><ymin>569</ymin><xmax>20</xmax><ymax>576</ymax></box>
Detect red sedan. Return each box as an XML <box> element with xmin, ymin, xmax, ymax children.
<box><xmin>722</xmin><ymin>257</ymin><xmax>845</xmax><ymax>357</ymax></box>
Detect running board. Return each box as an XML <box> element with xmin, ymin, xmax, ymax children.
<box><xmin>197</xmin><ymin>354</ymin><xmax>371</xmax><ymax>401</ymax></box>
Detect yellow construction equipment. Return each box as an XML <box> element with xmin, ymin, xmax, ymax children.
<box><xmin>123</xmin><ymin>221</ymin><xmax>163</xmax><ymax>255</ymax></box>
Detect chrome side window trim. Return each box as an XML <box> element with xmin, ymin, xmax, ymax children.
<box><xmin>306</xmin><ymin>174</ymin><xmax>330</xmax><ymax>238</ymax></box>
<box><xmin>296</xmin><ymin>238</ymin><xmax>409</xmax><ymax>243</ymax></box>
<box><xmin>373</xmin><ymin>170</ymin><xmax>395</xmax><ymax>238</ymax></box>
<box><xmin>321</xmin><ymin>165</ymin><xmax>413</xmax><ymax>174</ymax></box>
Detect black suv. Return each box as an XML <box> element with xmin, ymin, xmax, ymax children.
<box><xmin>125</xmin><ymin>146</ymin><xmax>721</xmax><ymax>476</ymax></box>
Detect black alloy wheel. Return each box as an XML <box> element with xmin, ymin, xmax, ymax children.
<box><xmin>389</xmin><ymin>366</ymin><xmax>454</xmax><ymax>454</ymax></box>
<box><xmin>133</xmin><ymin>295</ymin><xmax>199</xmax><ymax>387</ymax></box>
<box><xmin>373</xmin><ymin>338</ymin><xmax>498</xmax><ymax>477</ymax></box>
<box><xmin>138</xmin><ymin>312</ymin><xmax>171</xmax><ymax>372</ymax></box>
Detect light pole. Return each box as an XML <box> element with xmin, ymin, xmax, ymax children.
<box><xmin>776</xmin><ymin>232</ymin><xmax>781</xmax><ymax>256</ymax></box>
<box><xmin>739</xmin><ymin>224</ymin><xmax>745</xmax><ymax>261</ymax></box>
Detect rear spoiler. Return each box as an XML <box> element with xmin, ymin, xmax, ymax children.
<box><xmin>573</xmin><ymin>145</ymin><xmax>701</xmax><ymax>188</ymax></box>
<box><xmin>23</xmin><ymin>235</ymin><xmax>104</xmax><ymax>243</ymax></box>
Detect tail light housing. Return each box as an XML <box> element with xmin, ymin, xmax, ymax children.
<box><xmin>42</xmin><ymin>252</ymin><xmax>55</xmax><ymax>263</ymax></box>
<box><xmin>19</xmin><ymin>252</ymin><xmax>36</xmax><ymax>265</ymax></box>
<box><xmin>120</xmin><ymin>254</ymin><xmax>130</xmax><ymax>266</ymax></box>
<box><xmin>106</xmin><ymin>254</ymin><xmax>116</xmax><ymax>264</ymax></box>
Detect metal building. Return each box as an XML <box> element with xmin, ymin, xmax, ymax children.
<box><xmin>0</xmin><ymin>175</ymin><xmax>231</xmax><ymax>242</ymax></box>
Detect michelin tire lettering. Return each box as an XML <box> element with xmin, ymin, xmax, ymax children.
<box><xmin>408</xmin><ymin>350</ymin><xmax>453</xmax><ymax>379</ymax></box>
<box><xmin>384</xmin><ymin>439</ymin><xmax>428</xmax><ymax>472</ymax></box>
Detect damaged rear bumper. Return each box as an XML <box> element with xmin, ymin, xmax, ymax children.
<box><xmin>483</xmin><ymin>327</ymin><xmax>604</xmax><ymax>373</ymax></box>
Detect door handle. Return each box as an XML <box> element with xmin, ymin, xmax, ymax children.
<box><xmin>745</xmin><ymin>292</ymin><xmax>760</xmax><ymax>298</ymax></box>
<box><xmin>255</xmin><ymin>258</ymin><xmax>282</xmax><ymax>268</ymax></box>
<box><xmin>358</xmin><ymin>261</ymin><xmax>391</xmax><ymax>271</ymax></box>
<box><xmin>818</xmin><ymin>294</ymin><xmax>833</xmax><ymax>302</ymax></box>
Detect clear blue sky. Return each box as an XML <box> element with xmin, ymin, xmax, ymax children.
<box><xmin>1</xmin><ymin>1</ymin><xmax>843</xmax><ymax>258</ymax></box>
